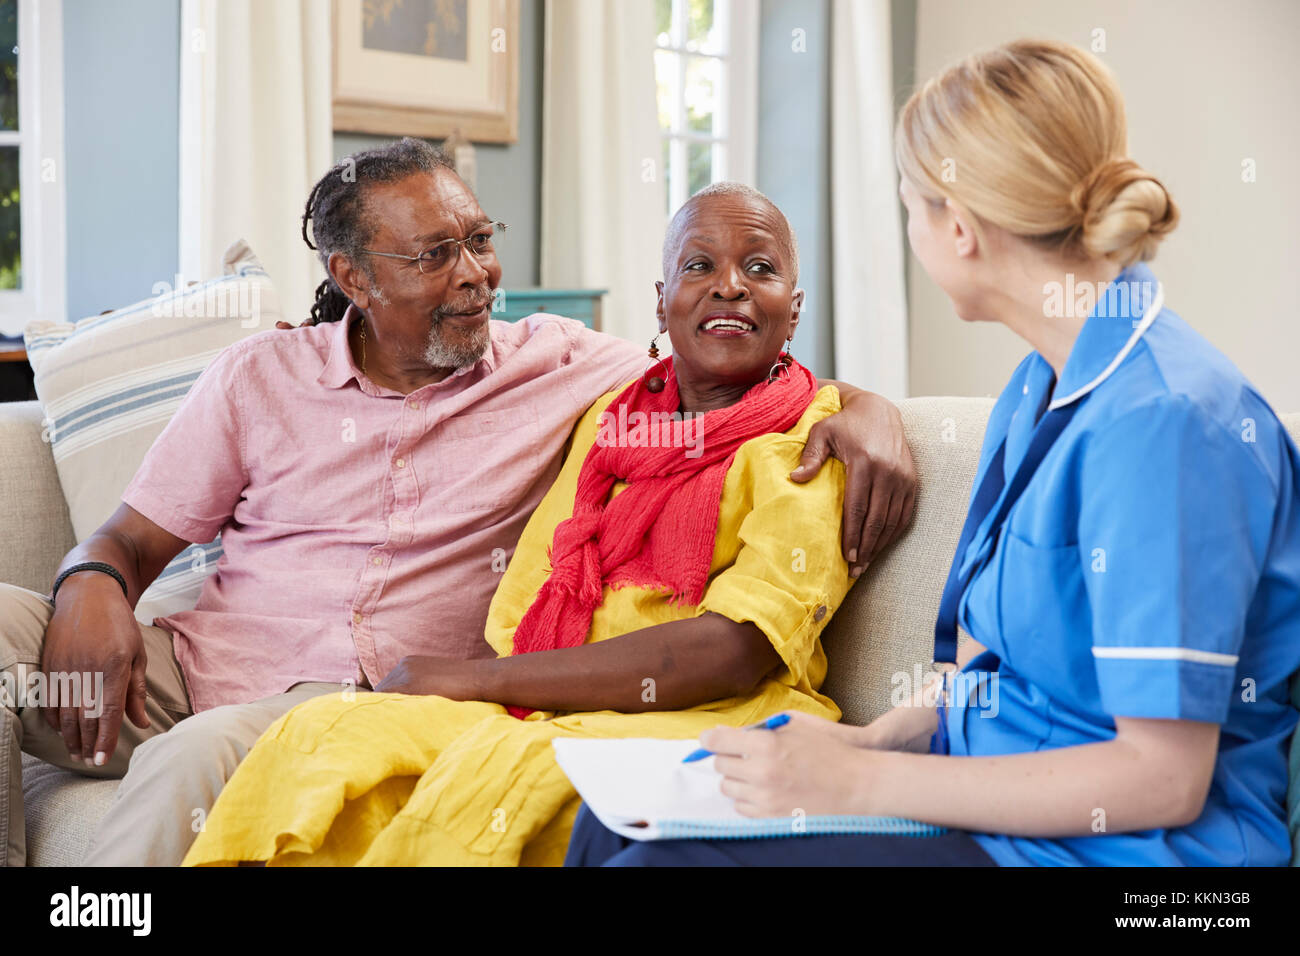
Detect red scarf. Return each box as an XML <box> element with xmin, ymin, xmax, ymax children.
<box><xmin>507</xmin><ymin>355</ymin><xmax>818</xmax><ymax>719</ymax></box>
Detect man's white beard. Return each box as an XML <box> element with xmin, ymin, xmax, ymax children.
<box><xmin>423</xmin><ymin>317</ymin><xmax>490</xmax><ymax>370</ymax></box>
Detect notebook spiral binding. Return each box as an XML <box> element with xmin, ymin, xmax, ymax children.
<box><xmin>656</xmin><ymin>815</ymin><xmax>948</xmax><ymax>841</ymax></box>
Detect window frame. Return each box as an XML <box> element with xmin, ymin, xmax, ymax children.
<box><xmin>655</xmin><ymin>0</ymin><xmax>758</xmax><ymax>215</ymax></box>
<box><xmin>0</xmin><ymin>0</ymin><xmax>66</xmax><ymax>336</ymax></box>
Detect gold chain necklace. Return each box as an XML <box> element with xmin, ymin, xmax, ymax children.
<box><xmin>359</xmin><ymin>319</ymin><xmax>367</xmax><ymax>375</ymax></box>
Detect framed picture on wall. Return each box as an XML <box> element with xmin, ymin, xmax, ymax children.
<box><xmin>333</xmin><ymin>0</ymin><xmax>519</xmax><ymax>143</ymax></box>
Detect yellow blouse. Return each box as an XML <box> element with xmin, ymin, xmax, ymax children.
<box><xmin>486</xmin><ymin>383</ymin><xmax>851</xmax><ymax>719</ymax></box>
<box><xmin>184</xmin><ymin>384</ymin><xmax>855</xmax><ymax>866</ymax></box>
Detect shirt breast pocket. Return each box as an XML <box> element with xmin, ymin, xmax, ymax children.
<box><xmin>994</xmin><ymin>529</ymin><xmax>1098</xmax><ymax>699</ymax></box>
<box><xmin>434</xmin><ymin>406</ymin><xmax>544</xmax><ymax>513</ymax></box>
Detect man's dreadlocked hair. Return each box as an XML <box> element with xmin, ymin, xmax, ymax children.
<box><xmin>301</xmin><ymin>137</ymin><xmax>456</xmax><ymax>324</ymax></box>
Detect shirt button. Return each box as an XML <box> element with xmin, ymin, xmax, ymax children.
<box><xmin>1022</xmin><ymin>383</ymin><xmax>1029</xmax><ymax>395</ymax></box>
<box><xmin>409</xmin><ymin>401</ymin><xmax>420</xmax><ymax>410</ymax></box>
<box><xmin>395</xmin><ymin>457</ymin><xmax>406</xmax><ymax>468</ymax></box>
<box><xmin>372</xmin><ymin>556</ymin><xmax>383</xmax><ymax>566</ymax></box>
<box><xmin>814</xmin><ymin>605</ymin><xmax>827</xmax><ymax>622</ymax></box>
<box><xmin>352</xmin><ymin>612</ymin><xmax>363</xmax><ymax>624</ymax></box>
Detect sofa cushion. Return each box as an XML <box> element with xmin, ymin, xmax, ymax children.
<box><xmin>22</xmin><ymin>241</ymin><xmax>281</xmax><ymax>624</ymax></box>
<box><xmin>20</xmin><ymin>753</ymin><xmax>119</xmax><ymax>867</ymax></box>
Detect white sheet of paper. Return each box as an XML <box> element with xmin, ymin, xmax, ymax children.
<box><xmin>552</xmin><ymin>737</ymin><xmax>745</xmax><ymax>841</ymax></box>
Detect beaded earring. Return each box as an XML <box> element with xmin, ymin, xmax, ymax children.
<box><xmin>768</xmin><ymin>337</ymin><xmax>794</xmax><ymax>382</ymax></box>
<box><xmin>645</xmin><ymin>334</ymin><xmax>669</xmax><ymax>393</ymax></box>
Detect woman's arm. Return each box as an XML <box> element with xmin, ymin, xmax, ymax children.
<box><xmin>374</xmin><ymin>612</ymin><xmax>781</xmax><ymax>712</ymax></box>
<box><xmin>705</xmin><ymin>711</ymin><xmax>1220</xmax><ymax>835</ymax></box>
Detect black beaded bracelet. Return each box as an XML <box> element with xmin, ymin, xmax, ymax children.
<box><xmin>51</xmin><ymin>562</ymin><xmax>129</xmax><ymax>604</ymax></box>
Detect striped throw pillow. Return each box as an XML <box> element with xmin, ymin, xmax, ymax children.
<box><xmin>24</xmin><ymin>239</ymin><xmax>283</xmax><ymax>624</ymax></box>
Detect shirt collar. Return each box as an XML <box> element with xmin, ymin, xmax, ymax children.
<box><xmin>1048</xmin><ymin>261</ymin><xmax>1164</xmax><ymax>410</ymax></box>
<box><xmin>315</xmin><ymin>303</ymin><xmax>498</xmax><ymax>392</ymax></box>
<box><xmin>316</xmin><ymin>304</ymin><xmax>363</xmax><ymax>390</ymax></box>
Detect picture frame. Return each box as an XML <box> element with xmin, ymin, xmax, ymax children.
<box><xmin>332</xmin><ymin>0</ymin><xmax>519</xmax><ymax>143</ymax></box>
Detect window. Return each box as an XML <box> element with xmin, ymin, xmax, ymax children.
<box><xmin>654</xmin><ymin>0</ymin><xmax>758</xmax><ymax>216</ymax></box>
<box><xmin>0</xmin><ymin>0</ymin><xmax>65</xmax><ymax>336</ymax></box>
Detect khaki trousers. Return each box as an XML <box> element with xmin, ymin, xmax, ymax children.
<box><xmin>1</xmin><ymin>583</ymin><xmax>349</xmax><ymax>866</ymax></box>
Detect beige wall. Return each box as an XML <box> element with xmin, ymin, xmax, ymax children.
<box><xmin>906</xmin><ymin>0</ymin><xmax>1300</xmax><ymax>411</ymax></box>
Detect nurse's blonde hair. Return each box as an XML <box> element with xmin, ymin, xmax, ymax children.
<box><xmin>895</xmin><ymin>38</ymin><xmax>1179</xmax><ymax>268</ymax></box>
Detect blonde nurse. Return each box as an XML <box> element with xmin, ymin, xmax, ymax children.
<box><xmin>567</xmin><ymin>38</ymin><xmax>1300</xmax><ymax>868</ymax></box>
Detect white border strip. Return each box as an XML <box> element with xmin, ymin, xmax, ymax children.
<box><xmin>1092</xmin><ymin>645</ymin><xmax>1238</xmax><ymax>667</ymax></box>
<box><xmin>1048</xmin><ymin>283</ymin><xmax>1164</xmax><ymax>410</ymax></box>
<box><xmin>1</xmin><ymin>0</ymin><xmax>66</xmax><ymax>335</ymax></box>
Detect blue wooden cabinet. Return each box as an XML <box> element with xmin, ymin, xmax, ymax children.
<box><xmin>492</xmin><ymin>288</ymin><xmax>607</xmax><ymax>331</ymax></box>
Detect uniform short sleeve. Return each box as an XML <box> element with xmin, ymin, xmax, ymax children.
<box><xmin>1079</xmin><ymin>398</ymin><xmax>1276</xmax><ymax>724</ymax></box>
<box><xmin>698</xmin><ymin>390</ymin><xmax>854</xmax><ymax>688</ymax></box>
<box><xmin>121</xmin><ymin>344</ymin><xmax>250</xmax><ymax>543</ymax></box>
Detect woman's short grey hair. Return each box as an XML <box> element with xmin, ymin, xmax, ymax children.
<box><xmin>661</xmin><ymin>182</ymin><xmax>799</xmax><ymax>283</ymax></box>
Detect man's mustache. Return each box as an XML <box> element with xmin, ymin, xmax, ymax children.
<box><xmin>435</xmin><ymin>287</ymin><xmax>494</xmax><ymax>319</ymax></box>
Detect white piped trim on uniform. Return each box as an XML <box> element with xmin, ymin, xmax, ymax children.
<box><xmin>1091</xmin><ymin>645</ymin><xmax>1238</xmax><ymax>666</ymax></box>
<box><xmin>1048</xmin><ymin>283</ymin><xmax>1164</xmax><ymax>410</ymax></box>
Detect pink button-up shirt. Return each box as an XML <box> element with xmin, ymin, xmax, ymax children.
<box><xmin>123</xmin><ymin>308</ymin><xmax>643</xmax><ymax>712</ymax></box>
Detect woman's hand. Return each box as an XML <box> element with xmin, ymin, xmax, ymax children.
<box><xmin>703</xmin><ymin>712</ymin><xmax>882</xmax><ymax>817</ymax></box>
<box><xmin>855</xmin><ymin>703</ymin><xmax>941</xmax><ymax>753</ymax></box>
<box><xmin>853</xmin><ymin>666</ymin><xmax>952</xmax><ymax>753</ymax></box>
<box><xmin>373</xmin><ymin>655</ymin><xmax>481</xmax><ymax>699</ymax></box>
<box><xmin>793</xmin><ymin>386</ymin><xmax>917</xmax><ymax>576</ymax></box>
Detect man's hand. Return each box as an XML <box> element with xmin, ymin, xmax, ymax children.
<box><xmin>41</xmin><ymin>503</ymin><xmax>188</xmax><ymax>766</ymax></box>
<box><xmin>40</xmin><ymin>574</ymin><xmax>151</xmax><ymax>766</ymax></box>
<box><xmin>793</xmin><ymin>387</ymin><xmax>917</xmax><ymax>576</ymax></box>
<box><xmin>373</xmin><ymin>655</ymin><xmax>479</xmax><ymax>699</ymax></box>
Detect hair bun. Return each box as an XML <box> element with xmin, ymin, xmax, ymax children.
<box><xmin>1070</xmin><ymin>158</ymin><xmax>1179</xmax><ymax>266</ymax></box>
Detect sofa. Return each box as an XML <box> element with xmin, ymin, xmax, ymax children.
<box><xmin>3</xmin><ymin>394</ymin><xmax>1298</xmax><ymax>866</ymax></box>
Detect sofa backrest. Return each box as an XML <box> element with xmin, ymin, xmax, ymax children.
<box><xmin>0</xmin><ymin>401</ymin><xmax>77</xmax><ymax>594</ymax></box>
<box><xmin>821</xmin><ymin>397</ymin><xmax>993</xmax><ymax>726</ymax></box>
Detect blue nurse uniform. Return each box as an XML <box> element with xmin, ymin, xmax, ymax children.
<box><xmin>948</xmin><ymin>262</ymin><xmax>1300</xmax><ymax>866</ymax></box>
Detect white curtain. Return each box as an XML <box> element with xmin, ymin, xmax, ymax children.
<box><xmin>830</xmin><ymin>0</ymin><xmax>908</xmax><ymax>398</ymax></box>
<box><xmin>179</xmin><ymin>0</ymin><xmax>332</xmax><ymax>327</ymax></box>
<box><xmin>540</xmin><ymin>0</ymin><xmax>667</xmax><ymax>343</ymax></box>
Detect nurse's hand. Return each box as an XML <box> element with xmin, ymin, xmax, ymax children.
<box><xmin>855</xmin><ymin>706</ymin><xmax>940</xmax><ymax>753</ymax></box>
<box><xmin>853</xmin><ymin>668</ymin><xmax>952</xmax><ymax>753</ymax></box>
<box><xmin>703</xmin><ymin>712</ymin><xmax>881</xmax><ymax>817</ymax></box>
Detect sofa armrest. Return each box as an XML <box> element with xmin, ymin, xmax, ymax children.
<box><xmin>0</xmin><ymin>401</ymin><xmax>76</xmax><ymax>593</ymax></box>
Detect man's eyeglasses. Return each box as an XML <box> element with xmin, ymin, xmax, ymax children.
<box><xmin>363</xmin><ymin>222</ymin><xmax>507</xmax><ymax>277</ymax></box>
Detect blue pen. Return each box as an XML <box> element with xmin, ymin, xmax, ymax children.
<box><xmin>681</xmin><ymin>713</ymin><xmax>791</xmax><ymax>763</ymax></box>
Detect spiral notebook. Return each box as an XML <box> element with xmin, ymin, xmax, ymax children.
<box><xmin>552</xmin><ymin>737</ymin><xmax>947</xmax><ymax>841</ymax></box>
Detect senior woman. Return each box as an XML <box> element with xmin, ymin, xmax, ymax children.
<box><xmin>567</xmin><ymin>38</ymin><xmax>1300</xmax><ymax>867</ymax></box>
<box><xmin>183</xmin><ymin>182</ymin><xmax>856</xmax><ymax>866</ymax></box>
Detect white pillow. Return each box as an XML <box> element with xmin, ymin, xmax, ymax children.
<box><xmin>24</xmin><ymin>240</ymin><xmax>282</xmax><ymax>623</ymax></box>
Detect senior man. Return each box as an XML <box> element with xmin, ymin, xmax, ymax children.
<box><xmin>0</xmin><ymin>138</ymin><xmax>915</xmax><ymax>867</ymax></box>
